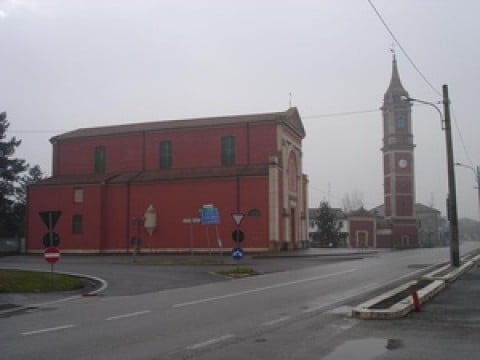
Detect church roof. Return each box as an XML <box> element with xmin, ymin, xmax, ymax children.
<box><xmin>34</xmin><ymin>164</ymin><xmax>270</xmax><ymax>186</ymax></box>
<box><xmin>51</xmin><ymin>107</ymin><xmax>305</xmax><ymax>143</ymax></box>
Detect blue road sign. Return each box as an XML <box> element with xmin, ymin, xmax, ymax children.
<box><xmin>200</xmin><ymin>206</ymin><xmax>220</xmax><ymax>225</ymax></box>
<box><xmin>231</xmin><ymin>247</ymin><xmax>244</xmax><ymax>260</ymax></box>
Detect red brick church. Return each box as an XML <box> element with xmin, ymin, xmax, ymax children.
<box><xmin>27</xmin><ymin>108</ymin><xmax>308</xmax><ymax>253</ymax></box>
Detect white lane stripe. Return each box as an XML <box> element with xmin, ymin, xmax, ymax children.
<box><xmin>262</xmin><ymin>316</ymin><xmax>291</xmax><ymax>327</ymax></box>
<box><xmin>106</xmin><ymin>310</ymin><xmax>151</xmax><ymax>321</ymax></box>
<box><xmin>186</xmin><ymin>334</ymin><xmax>235</xmax><ymax>350</ymax></box>
<box><xmin>173</xmin><ymin>269</ymin><xmax>356</xmax><ymax>308</ymax></box>
<box><xmin>21</xmin><ymin>324</ymin><xmax>75</xmax><ymax>336</ymax></box>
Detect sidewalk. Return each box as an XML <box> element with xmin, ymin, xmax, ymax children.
<box><xmin>353</xmin><ymin>252</ymin><xmax>480</xmax><ymax>319</ymax></box>
<box><xmin>411</xmin><ymin>259</ymin><xmax>480</xmax><ymax>323</ymax></box>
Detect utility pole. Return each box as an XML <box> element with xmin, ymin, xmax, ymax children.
<box><xmin>477</xmin><ymin>166</ymin><xmax>480</xmax><ymax>222</ymax></box>
<box><xmin>404</xmin><ymin>85</ymin><xmax>460</xmax><ymax>267</ymax></box>
<box><xmin>442</xmin><ymin>84</ymin><xmax>460</xmax><ymax>267</ymax></box>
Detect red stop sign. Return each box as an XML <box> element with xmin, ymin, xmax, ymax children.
<box><xmin>44</xmin><ymin>247</ymin><xmax>60</xmax><ymax>264</ymax></box>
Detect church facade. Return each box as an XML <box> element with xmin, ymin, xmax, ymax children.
<box><xmin>26</xmin><ymin>108</ymin><xmax>308</xmax><ymax>253</ymax></box>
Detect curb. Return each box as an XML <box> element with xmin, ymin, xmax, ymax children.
<box><xmin>253</xmin><ymin>251</ymin><xmax>379</xmax><ymax>259</ymax></box>
<box><xmin>0</xmin><ymin>268</ymin><xmax>108</xmax><ymax>315</ymax></box>
<box><xmin>422</xmin><ymin>259</ymin><xmax>476</xmax><ymax>282</ymax></box>
<box><xmin>352</xmin><ymin>279</ymin><xmax>445</xmax><ymax>320</ymax></box>
<box><xmin>352</xmin><ymin>258</ymin><xmax>477</xmax><ymax>320</ymax></box>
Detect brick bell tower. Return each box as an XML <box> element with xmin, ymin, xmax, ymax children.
<box><xmin>381</xmin><ymin>55</ymin><xmax>419</xmax><ymax>247</ymax></box>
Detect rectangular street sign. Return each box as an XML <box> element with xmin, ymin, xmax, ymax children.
<box><xmin>200</xmin><ymin>206</ymin><xmax>220</xmax><ymax>225</ymax></box>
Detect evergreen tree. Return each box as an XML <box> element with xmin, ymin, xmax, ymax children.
<box><xmin>0</xmin><ymin>112</ymin><xmax>27</xmax><ymax>236</ymax></box>
<box><xmin>17</xmin><ymin>164</ymin><xmax>44</xmax><ymax>206</ymax></box>
<box><xmin>12</xmin><ymin>165</ymin><xmax>44</xmax><ymax>236</ymax></box>
<box><xmin>314</xmin><ymin>201</ymin><xmax>342</xmax><ymax>247</ymax></box>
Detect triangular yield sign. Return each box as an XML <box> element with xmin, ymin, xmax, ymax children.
<box><xmin>231</xmin><ymin>213</ymin><xmax>244</xmax><ymax>226</ymax></box>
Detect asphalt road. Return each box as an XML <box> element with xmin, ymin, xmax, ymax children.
<box><xmin>1</xmin><ymin>243</ymin><xmax>479</xmax><ymax>359</ymax></box>
<box><xmin>0</xmin><ymin>250</ymin><xmax>376</xmax><ymax>300</ymax></box>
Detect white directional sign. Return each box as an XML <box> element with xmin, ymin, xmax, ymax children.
<box><xmin>182</xmin><ymin>217</ymin><xmax>201</xmax><ymax>224</ymax></box>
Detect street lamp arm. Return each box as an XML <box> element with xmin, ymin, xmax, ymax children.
<box><xmin>402</xmin><ymin>96</ymin><xmax>444</xmax><ymax>128</ymax></box>
<box><xmin>455</xmin><ymin>162</ymin><xmax>475</xmax><ymax>174</ymax></box>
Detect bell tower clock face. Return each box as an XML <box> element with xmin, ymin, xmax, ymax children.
<box><xmin>398</xmin><ymin>159</ymin><xmax>408</xmax><ymax>168</ymax></box>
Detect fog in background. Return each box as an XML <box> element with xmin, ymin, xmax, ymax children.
<box><xmin>1</xmin><ymin>0</ymin><xmax>479</xmax><ymax>220</ymax></box>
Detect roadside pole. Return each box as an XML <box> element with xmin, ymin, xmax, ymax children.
<box><xmin>442</xmin><ymin>84</ymin><xmax>460</xmax><ymax>267</ymax></box>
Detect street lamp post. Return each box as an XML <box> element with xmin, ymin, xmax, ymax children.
<box><xmin>404</xmin><ymin>84</ymin><xmax>460</xmax><ymax>267</ymax></box>
<box><xmin>455</xmin><ymin>162</ymin><xmax>480</xmax><ymax>221</ymax></box>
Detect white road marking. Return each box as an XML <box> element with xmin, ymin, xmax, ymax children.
<box><xmin>262</xmin><ymin>316</ymin><xmax>291</xmax><ymax>327</ymax></box>
<box><xmin>106</xmin><ymin>310</ymin><xmax>151</xmax><ymax>321</ymax></box>
<box><xmin>173</xmin><ymin>269</ymin><xmax>356</xmax><ymax>308</ymax></box>
<box><xmin>186</xmin><ymin>334</ymin><xmax>235</xmax><ymax>350</ymax></box>
<box><xmin>21</xmin><ymin>324</ymin><xmax>76</xmax><ymax>336</ymax></box>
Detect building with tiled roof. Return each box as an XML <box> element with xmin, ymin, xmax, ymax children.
<box><xmin>27</xmin><ymin>108</ymin><xmax>308</xmax><ymax>253</ymax></box>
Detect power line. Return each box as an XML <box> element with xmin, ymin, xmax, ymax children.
<box><xmin>367</xmin><ymin>0</ymin><xmax>442</xmax><ymax>97</ymax></box>
<box><xmin>303</xmin><ymin>109</ymin><xmax>379</xmax><ymax>119</ymax></box>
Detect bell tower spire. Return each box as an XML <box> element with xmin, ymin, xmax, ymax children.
<box><xmin>384</xmin><ymin>53</ymin><xmax>408</xmax><ymax>103</ymax></box>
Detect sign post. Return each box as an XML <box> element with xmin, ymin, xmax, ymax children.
<box><xmin>44</xmin><ymin>247</ymin><xmax>60</xmax><ymax>272</ymax></box>
<box><xmin>182</xmin><ymin>217</ymin><xmax>200</xmax><ymax>255</ymax></box>
<box><xmin>199</xmin><ymin>205</ymin><xmax>220</xmax><ymax>256</ymax></box>
<box><xmin>231</xmin><ymin>212</ymin><xmax>245</xmax><ymax>263</ymax></box>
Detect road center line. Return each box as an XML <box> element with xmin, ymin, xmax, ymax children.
<box><xmin>173</xmin><ymin>269</ymin><xmax>356</xmax><ymax>308</ymax></box>
<box><xmin>106</xmin><ymin>310</ymin><xmax>152</xmax><ymax>321</ymax></box>
<box><xmin>186</xmin><ymin>334</ymin><xmax>235</xmax><ymax>350</ymax></box>
<box><xmin>21</xmin><ymin>324</ymin><xmax>76</xmax><ymax>336</ymax></box>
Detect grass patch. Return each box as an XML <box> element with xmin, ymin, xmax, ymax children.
<box><xmin>0</xmin><ymin>269</ymin><xmax>84</xmax><ymax>293</ymax></box>
<box><xmin>218</xmin><ymin>267</ymin><xmax>259</xmax><ymax>278</ymax></box>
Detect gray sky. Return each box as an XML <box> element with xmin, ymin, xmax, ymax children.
<box><xmin>1</xmin><ymin>0</ymin><xmax>479</xmax><ymax>220</ymax></box>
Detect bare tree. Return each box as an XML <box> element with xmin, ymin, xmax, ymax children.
<box><xmin>342</xmin><ymin>189</ymin><xmax>364</xmax><ymax>213</ymax></box>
